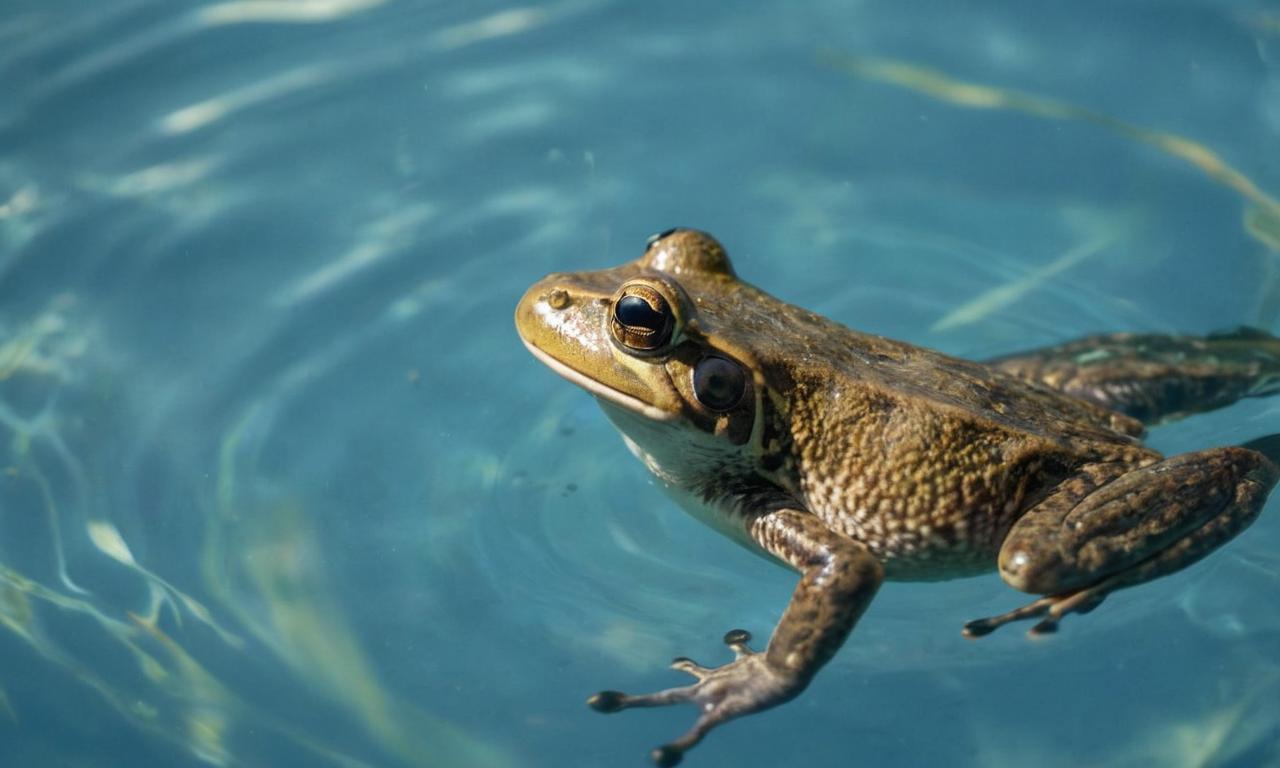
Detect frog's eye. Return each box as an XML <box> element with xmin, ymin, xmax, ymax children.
<box><xmin>611</xmin><ymin>284</ymin><xmax>674</xmax><ymax>351</ymax></box>
<box><xmin>692</xmin><ymin>355</ymin><xmax>746</xmax><ymax>411</ymax></box>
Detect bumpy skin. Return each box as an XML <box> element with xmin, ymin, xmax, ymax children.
<box><xmin>514</xmin><ymin>229</ymin><xmax>1280</xmax><ymax>766</ymax></box>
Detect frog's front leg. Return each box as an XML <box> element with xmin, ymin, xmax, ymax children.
<box><xmin>588</xmin><ymin>508</ymin><xmax>883</xmax><ymax>767</ymax></box>
<box><xmin>965</xmin><ymin>444</ymin><xmax>1279</xmax><ymax>638</ymax></box>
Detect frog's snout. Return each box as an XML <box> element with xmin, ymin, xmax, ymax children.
<box><xmin>514</xmin><ymin>275</ymin><xmax>571</xmax><ymax>343</ymax></box>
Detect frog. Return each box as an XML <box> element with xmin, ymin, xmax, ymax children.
<box><xmin>513</xmin><ymin>228</ymin><xmax>1280</xmax><ymax>767</ymax></box>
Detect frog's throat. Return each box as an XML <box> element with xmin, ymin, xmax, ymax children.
<box><xmin>521</xmin><ymin>338</ymin><xmax>676</xmax><ymax>423</ymax></box>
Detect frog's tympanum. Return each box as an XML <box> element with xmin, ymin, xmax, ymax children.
<box><xmin>514</xmin><ymin>229</ymin><xmax>1280</xmax><ymax>766</ymax></box>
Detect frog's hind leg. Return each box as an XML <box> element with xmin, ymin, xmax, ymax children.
<box><xmin>988</xmin><ymin>327</ymin><xmax>1280</xmax><ymax>425</ymax></box>
<box><xmin>964</xmin><ymin>444</ymin><xmax>1279</xmax><ymax>638</ymax></box>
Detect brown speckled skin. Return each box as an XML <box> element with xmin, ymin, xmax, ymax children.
<box><xmin>778</xmin><ymin>343</ymin><xmax>1153</xmax><ymax>580</ymax></box>
<box><xmin>514</xmin><ymin>229</ymin><xmax>1280</xmax><ymax>766</ymax></box>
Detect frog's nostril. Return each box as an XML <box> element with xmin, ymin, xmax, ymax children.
<box><xmin>546</xmin><ymin>288</ymin><xmax>571</xmax><ymax>310</ymax></box>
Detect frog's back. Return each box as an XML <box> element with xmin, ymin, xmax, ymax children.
<box><xmin>693</xmin><ymin>272</ymin><xmax>1140</xmax><ymax>436</ymax></box>
<box><xmin>738</xmin><ymin>292</ymin><xmax>1154</xmax><ymax>578</ymax></box>
<box><xmin>812</xmin><ymin>327</ymin><xmax>1147</xmax><ymax>446</ymax></box>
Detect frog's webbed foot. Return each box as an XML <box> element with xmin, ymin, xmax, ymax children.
<box><xmin>588</xmin><ymin>508</ymin><xmax>883</xmax><ymax>766</ymax></box>
<box><xmin>963</xmin><ymin>587</ymin><xmax>1108</xmax><ymax>638</ymax></box>
<box><xmin>588</xmin><ymin>629</ymin><xmax>800</xmax><ymax>767</ymax></box>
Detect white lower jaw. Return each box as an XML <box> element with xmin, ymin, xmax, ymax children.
<box><xmin>521</xmin><ymin>338</ymin><xmax>675</xmax><ymax>422</ymax></box>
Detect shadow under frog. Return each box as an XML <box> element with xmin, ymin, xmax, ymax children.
<box><xmin>514</xmin><ymin>229</ymin><xmax>1280</xmax><ymax>767</ymax></box>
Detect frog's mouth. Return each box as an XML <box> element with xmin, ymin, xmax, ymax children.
<box><xmin>521</xmin><ymin>338</ymin><xmax>676</xmax><ymax>423</ymax></box>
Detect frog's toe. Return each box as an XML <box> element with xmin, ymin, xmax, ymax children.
<box><xmin>586</xmin><ymin>689</ymin><xmax>629</xmax><ymax>713</ymax></box>
<box><xmin>585</xmin><ymin>684</ymin><xmax>716</xmax><ymax>766</ymax></box>
<box><xmin>1028</xmin><ymin>618</ymin><xmax>1059</xmax><ymax>636</ymax></box>
<box><xmin>722</xmin><ymin>628</ymin><xmax>756</xmax><ymax>659</ymax></box>
<box><xmin>670</xmin><ymin>656</ymin><xmax>711</xmax><ymax>679</ymax></box>
<box><xmin>962</xmin><ymin>595</ymin><xmax>1056</xmax><ymax>637</ymax></box>
<box><xmin>587</xmin><ymin>685</ymin><xmax>694</xmax><ymax>712</ymax></box>
<box><xmin>963</xmin><ymin>587</ymin><xmax>1110</xmax><ymax>638</ymax></box>
<box><xmin>587</xmin><ymin>631</ymin><xmax>805</xmax><ymax>766</ymax></box>
<box><xmin>651</xmin><ymin>744</ymin><xmax>684</xmax><ymax>768</ymax></box>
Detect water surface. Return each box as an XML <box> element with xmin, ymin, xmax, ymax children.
<box><xmin>2</xmin><ymin>2</ymin><xmax>1279</xmax><ymax>765</ymax></box>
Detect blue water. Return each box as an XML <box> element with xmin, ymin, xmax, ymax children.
<box><xmin>3</xmin><ymin>1</ymin><xmax>1280</xmax><ymax>766</ymax></box>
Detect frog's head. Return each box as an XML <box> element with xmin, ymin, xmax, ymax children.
<box><xmin>515</xmin><ymin>229</ymin><xmax>791</xmax><ymax>497</ymax></box>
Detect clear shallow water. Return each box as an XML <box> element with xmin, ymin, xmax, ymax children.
<box><xmin>3</xmin><ymin>1</ymin><xmax>1280</xmax><ymax>766</ymax></box>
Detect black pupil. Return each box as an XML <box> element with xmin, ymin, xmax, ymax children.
<box><xmin>693</xmin><ymin>356</ymin><xmax>746</xmax><ymax>411</ymax></box>
<box><xmin>615</xmin><ymin>295</ymin><xmax>666</xmax><ymax>330</ymax></box>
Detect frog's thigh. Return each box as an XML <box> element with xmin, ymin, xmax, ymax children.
<box><xmin>998</xmin><ymin>448</ymin><xmax>1278</xmax><ymax>596</ymax></box>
